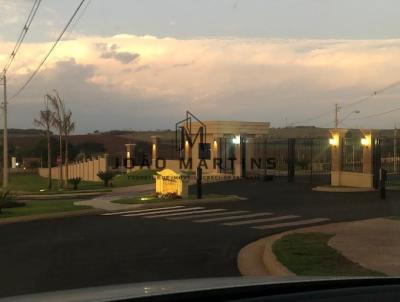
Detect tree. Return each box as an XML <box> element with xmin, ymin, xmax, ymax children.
<box><xmin>47</xmin><ymin>90</ymin><xmax>65</xmax><ymax>189</ymax></box>
<box><xmin>63</xmin><ymin>110</ymin><xmax>75</xmax><ymax>186</ymax></box>
<box><xmin>97</xmin><ymin>171</ymin><xmax>115</xmax><ymax>187</ymax></box>
<box><xmin>33</xmin><ymin>100</ymin><xmax>53</xmax><ymax>189</ymax></box>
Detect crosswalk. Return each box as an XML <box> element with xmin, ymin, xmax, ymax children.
<box><xmin>101</xmin><ymin>205</ymin><xmax>330</xmax><ymax>230</ymax></box>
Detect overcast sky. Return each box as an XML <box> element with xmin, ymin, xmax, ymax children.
<box><xmin>1</xmin><ymin>0</ymin><xmax>400</xmax><ymax>133</ymax></box>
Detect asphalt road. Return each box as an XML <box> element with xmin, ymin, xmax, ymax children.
<box><xmin>1</xmin><ymin>179</ymin><xmax>400</xmax><ymax>298</ymax></box>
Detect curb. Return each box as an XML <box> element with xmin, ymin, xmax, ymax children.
<box><xmin>0</xmin><ymin>209</ymin><xmax>104</xmax><ymax>226</ymax></box>
<box><xmin>313</xmin><ymin>186</ymin><xmax>375</xmax><ymax>193</ymax></box>
<box><xmin>238</xmin><ymin>232</ymin><xmax>294</xmax><ymax>277</ymax></box>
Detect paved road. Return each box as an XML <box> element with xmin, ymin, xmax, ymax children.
<box><xmin>1</xmin><ymin>179</ymin><xmax>400</xmax><ymax>298</ymax></box>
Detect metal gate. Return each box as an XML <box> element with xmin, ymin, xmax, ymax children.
<box><xmin>249</xmin><ymin>137</ymin><xmax>331</xmax><ymax>185</ymax></box>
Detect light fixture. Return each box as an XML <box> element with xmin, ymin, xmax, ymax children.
<box><xmin>329</xmin><ymin>136</ymin><xmax>339</xmax><ymax>146</ymax></box>
<box><xmin>232</xmin><ymin>135</ymin><xmax>241</xmax><ymax>145</ymax></box>
<box><xmin>361</xmin><ymin>135</ymin><xmax>371</xmax><ymax>147</ymax></box>
<box><xmin>213</xmin><ymin>140</ymin><xmax>218</xmax><ymax>148</ymax></box>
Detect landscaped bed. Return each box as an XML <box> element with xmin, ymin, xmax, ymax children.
<box><xmin>272</xmin><ymin>232</ymin><xmax>385</xmax><ymax>277</ymax></box>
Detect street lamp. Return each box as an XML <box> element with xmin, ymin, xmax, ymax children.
<box><xmin>338</xmin><ymin>110</ymin><xmax>360</xmax><ymax>126</ymax></box>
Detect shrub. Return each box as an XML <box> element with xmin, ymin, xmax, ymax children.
<box><xmin>68</xmin><ymin>177</ymin><xmax>82</xmax><ymax>190</ymax></box>
<box><xmin>97</xmin><ymin>171</ymin><xmax>116</xmax><ymax>187</ymax></box>
<box><xmin>0</xmin><ymin>190</ymin><xmax>25</xmax><ymax>214</ymax></box>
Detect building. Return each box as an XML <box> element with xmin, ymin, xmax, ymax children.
<box><xmin>151</xmin><ymin>121</ymin><xmax>270</xmax><ymax>177</ymax></box>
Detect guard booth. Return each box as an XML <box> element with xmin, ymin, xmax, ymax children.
<box><xmin>329</xmin><ymin>129</ymin><xmax>375</xmax><ymax>189</ymax></box>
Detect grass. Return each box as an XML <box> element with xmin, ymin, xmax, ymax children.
<box><xmin>0</xmin><ymin>199</ymin><xmax>92</xmax><ymax>219</ymax></box>
<box><xmin>273</xmin><ymin>232</ymin><xmax>385</xmax><ymax>277</ymax></box>
<box><xmin>112</xmin><ymin>169</ymin><xmax>156</xmax><ymax>187</ymax></box>
<box><xmin>111</xmin><ymin>194</ymin><xmax>230</xmax><ymax>204</ymax></box>
<box><xmin>4</xmin><ymin>170</ymin><xmax>156</xmax><ymax>194</ymax></box>
<box><xmin>7</xmin><ymin>174</ymin><xmax>105</xmax><ymax>193</ymax></box>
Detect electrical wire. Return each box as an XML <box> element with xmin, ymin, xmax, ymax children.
<box><xmin>2</xmin><ymin>0</ymin><xmax>42</xmax><ymax>75</ymax></box>
<box><xmin>8</xmin><ymin>0</ymin><xmax>87</xmax><ymax>101</ymax></box>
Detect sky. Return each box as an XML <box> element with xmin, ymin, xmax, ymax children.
<box><xmin>1</xmin><ymin>0</ymin><xmax>400</xmax><ymax>133</ymax></box>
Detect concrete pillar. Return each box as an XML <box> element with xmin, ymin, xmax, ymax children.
<box><xmin>151</xmin><ymin>136</ymin><xmax>160</xmax><ymax>169</ymax></box>
<box><xmin>125</xmin><ymin>144</ymin><xmax>135</xmax><ymax>173</ymax></box>
<box><xmin>330</xmin><ymin>129</ymin><xmax>347</xmax><ymax>186</ymax></box>
<box><xmin>234</xmin><ymin>136</ymin><xmax>241</xmax><ymax>177</ymax></box>
<box><xmin>212</xmin><ymin>137</ymin><xmax>219</xmax><ymax>173</ymax></box>
<box><xmin>362</xmin><ymin>133</ymin><xmax>373</xmax><ymax>174</ymax></box>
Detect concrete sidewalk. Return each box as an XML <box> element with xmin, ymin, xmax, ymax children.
<box><xmin>239</xmin><ymin>217</ymin><xmax>400</xmax><ymax>277</ymax></box>
<box><xmin>75</xmin><ymin>184</ymin><xmax>154</xmax><ymax>211</ymax></box>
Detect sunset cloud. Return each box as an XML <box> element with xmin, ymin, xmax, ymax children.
<box><xmin>2</xmin><ymin>34</ymin><xmax>400</xmax><ymax>131</ymax></box>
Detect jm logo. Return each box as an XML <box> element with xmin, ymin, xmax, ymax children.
<box><xmin>175</xmin><ymin>111</ymin><xmax>207</xmax><ymax>152</ymax></box>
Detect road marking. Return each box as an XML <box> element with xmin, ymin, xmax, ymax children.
<box><xmin>194</xmin><ymin>212</ymin><xmax>273</xmax><ymax>223</ymax></box>
<box><xmin>222</xmin><ymin>215</ymin><xmax>300</xmax><ymax>226</ymax></box>
<box><xmin>253</xmin><ymin>218</ymin><xmax>330</xmax><ymax>230</ymax></box>
<box><xmin>123</xmin><ymin>207</ymin><xmax>204</xmax><ymax>217</ymax></box>
<box><xmin>169</xmin><ymin>210</ymin><xmax>250</xmax><ymax>220</ymax></box>
<box><xmin>101</xmin><ymin>206</ymin><xmax>186</xmax><ymax>216</ymax></box>
<box><xmin>145</xmin><ymin>209</ymin><xmax>226</xmax><ymax>218</ymax></box>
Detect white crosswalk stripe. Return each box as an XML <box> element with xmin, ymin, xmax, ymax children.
<box><xmin>101</xmin><ymin>206</ymin><xmax>186</xmax><ymax>216</ymax></box>
<box><xmin>253</xmin><ymin>218</ymin><xmax>330</xmax><ymax>230</ymax></box>
<box><xmin>222</xmin><ymin>215</ymin><xmax>300</xmax><ymax>226</ymax></box>
<box><xmin>101</xmin><ymin>205</ymin><xmax>330</xmax><ymax>231</ymax></box>
<box><xmin>194</xmin><ymin>212</ymin><xmax>273</xmax><ymax>223</ymax></box>
<box><xmin>169</xmin><ymin>210</ymin><xmax>250</xmax><ymax>221</ymax></box>
<box><xmin>145</xmin><ymin>209</ymin><xmax>226</xmax><ymax>218</ymax></box>
<box><xmin>123</xmin><ymin>207</ymin><xmax>204</xmax><ymax>217</ymax></box>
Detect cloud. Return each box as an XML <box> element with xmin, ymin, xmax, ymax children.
<box><xmin>97</xmin><ymin>42</ymin><xmax>140</xmax><ymax>64</ymax></box>
<box><xmin>2</xmin><ymin>34</ymin><xmax>400</xmax><ymax>131</ymax></box>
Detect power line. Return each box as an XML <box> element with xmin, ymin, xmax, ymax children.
<box><xmin>9</xmin><ymin>0</ymin><xmax>88</xmax><ymax>101</ymax></box>
<box><xmin>347</xmin><ymin>107</ymin><xmax>400</xmax><ymax>121</ymax></box>
<box><xmin>289</xmin><ymin>80</ymin><xmax>400</xmax><ymax>127</ymax></box>
<box><xmin>2</xmin><ymin>0</ymin><xmax>42</xmax><ymax>74</ymax></box>
<box><xmin>287</xmin><ymin>108</ymin><xmax>334</xmax><ymax>127</ymax></box>
<box><xmin>341</xmin><ymin>80</ymin><xmax>400</xmax><ymax>110</ymax></box>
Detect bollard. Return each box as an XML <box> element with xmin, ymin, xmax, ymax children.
<box><xmin>380</xmin><ymin>168</ymin><xmax>387</xmax><ymax>200</ymax></box>
<box><xmin>197</xmin><ymin>167</ymin><xmax>202</xmax><ymax>199</ymax></box>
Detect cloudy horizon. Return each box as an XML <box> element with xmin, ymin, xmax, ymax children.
<box><xmin>1</xmin><ymin>0</ymin><xmax>400</xmax><ymax>133</ymax></box>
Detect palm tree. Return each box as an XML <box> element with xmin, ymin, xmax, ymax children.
<box><xmin>47</xmin><ymin>90</ymin><xmax>65</xmax><ymax>189</ymax></box>
<box><xmin>33</xmin><ymin>100</ymin><xmax>53</xmax><ymax>189</ymax></box>
<box><xmin>63</xmin><ymin>110</ymin><xmax>75</xmax><ymax>186</ymax></box>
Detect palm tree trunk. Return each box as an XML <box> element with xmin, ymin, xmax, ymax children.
<box><xmin>59</xmin><ymin>133</ymin><xmax>63</xmax><ymax>189</ymax></box>
<box><xmin>47</xmin><ymin>130</ymin><xmax>52</xmax><ymax>189</ymax></box>
<box><xmin>65</xmin><ymin>137</ymin><xmax>69</xmax><ymax>188</ymax></box>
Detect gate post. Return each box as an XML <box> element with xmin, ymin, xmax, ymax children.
<box><xmin>151</xmin><ymin>136</ymin><xmax>160</xmax><ymax>169</ymax></box>
<box><xmin>330</xmin><ymin>129</ymin><xmax>346</xmax><ymax>186</ymax></box>
<box><xmin>373</xmin><ymin>138</ymin><xmax>382</xmax><ymax>189</ymax></box>
<box><xmin>288</xmin><ymin>138</ymin><xmax>296</xmax><ymax>182</ymax></box>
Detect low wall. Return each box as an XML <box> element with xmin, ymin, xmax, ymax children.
<box><xmin>331</xmin><ymin>171</ymin><xmax>373</xmax><ymax>188</ymax></box>
<box><xmin>38</xmin><ymin>155</ymin><xmax>108</xmax><ymax>182</ymax></box>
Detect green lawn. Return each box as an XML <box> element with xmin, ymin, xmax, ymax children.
<box><xmin>111</xmin><ymin>194</ymin><xmax>230</xmax><ymax>204</ymax></box>
<box><xmin>112</xmin><ymin>169</ymin><xmax>156</xmax><ymax>187</ymax></box>
<box><xmin>5</xmin><ymin>170</ymin><xmax>156</xmax><ymax>194</ymax></box>
<box><xmin>0</xmin><ymin>199</ymin><xmax>92</xmax><ymax>219</ymax></box>
<box><xmin>273</xmin><ymin>232</ymin><xmax>385</xmax><ymax>277</ymax></box>
<box><xmin>7</xmin><ymin>174</ymin><xmax>105</xmax><ymax>193</ymax></box>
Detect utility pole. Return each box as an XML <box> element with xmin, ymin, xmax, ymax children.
<box><xmin>2</xmin><ymin>72</ymin><xmax>8</xmax><ymax>189</ymax></box>
<box><xmin>334</xmin><ymin>103</ymin><xmax>340</xmax><ymax>129</ymax></box>
<box><xmin>394</xmin><ymin>125</ymin><xmax>397</xmax><ymax>173</ymax></box>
